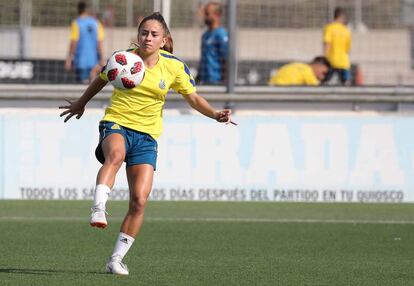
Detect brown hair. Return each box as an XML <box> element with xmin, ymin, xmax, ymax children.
<box><xmin>77</xmin><ymin>1</ymin><xmax>87</xmax><ymax>15</ymax></box>
<box><xmin>138</xmin><ymin>12</ymin><xmax>173</xmax><ymax>53</ymax></box>
<box><xmin>311</xmin><ymin>56</ymin><xmax>331</xmax><ymax>69</ymax></box>
<box><xmin>334</xmin><ymin>7</ymin><xmax>345</xmax><ymax>20</ymax></box>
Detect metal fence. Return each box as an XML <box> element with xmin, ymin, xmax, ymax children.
<box><xmin>0</xmin><ymin>0</ymin><xmax>413</xmax><ymax>86</ymax></box>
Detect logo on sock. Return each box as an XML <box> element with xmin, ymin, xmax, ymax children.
<box><xmin>120</xmin><ymin>237</ymin><xmax>129</xmax><ymax>244</ymax></box>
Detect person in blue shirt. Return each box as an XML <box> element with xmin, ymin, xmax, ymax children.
<box><xmin>197</xmin><ymin>2</ymin><xmax>228</xmax><ymax>85</ymax></box>
<box><xmin>65</xmin><ymin>1</ymin><xmax>105</xmax><ymax>83</ymax></box>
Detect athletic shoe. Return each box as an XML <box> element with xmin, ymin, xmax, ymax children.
<box><xmin>106</xmin><ymin>255</ymin><xmax>129</xmax><ymax>275</ymax></box>
<box><xmin>90</xmin><ymin>204</ymin><xmax>108</xmax><ymax>228</ymax></box>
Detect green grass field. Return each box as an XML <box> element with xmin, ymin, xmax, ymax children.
<box><xmin>0</xmin><ymin>201</ymin><xmax>413</xmax><ymax>286</ymax></box>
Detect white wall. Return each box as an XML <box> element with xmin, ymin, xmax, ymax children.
<box><xmin>1</xmin><ymin>108</ymin><xmax>413</xmax><ymax>202</ymax></box>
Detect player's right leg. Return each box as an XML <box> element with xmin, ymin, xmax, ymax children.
<box><xmin>90</xmin><ymin>127</ymin><xmax>126</xmax><ymax>228</ymax></box>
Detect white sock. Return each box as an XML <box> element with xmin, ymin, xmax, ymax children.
<box><xmin>111</xmin><ymin>232</ymin><xmax>135</xmax><ymax>260</ymax></box>
<box><xmin>93</xmin><ymin>184</ymin><xmax>111</xmax><ymax>210</ymax></box>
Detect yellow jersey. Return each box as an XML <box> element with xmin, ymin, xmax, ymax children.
<box><xmin>100</xmin><ymin>49</ymin><xmax>196</xmax><ymax>139</ymax></box>
<box><xmin>268</xmin><ymin>63</ymin><xmax>319</xmax><ymax>86</ymax></box>
<box><xmin>323</xmin><ymin>22</ymin><xmax>351</xmax><ymax>69</ymax></box>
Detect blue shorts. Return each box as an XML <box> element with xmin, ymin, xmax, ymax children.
<box><xmin>95</xmin><ymin>121</ymin><xmax>158</xmax><ymax>170</ymax></box>
<box><xmin>333</xmin><ymin>68</ymin><xmax>350</xmax><ymax>84</ymax></box>
<box><xmin>75</xmin><ymin>68</ymin><xmax>92</xmax><ymax>82</ymax></box>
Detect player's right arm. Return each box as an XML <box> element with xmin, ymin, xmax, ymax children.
<box><xmin>323</xmin><ymin>25</ymin><xmax>332</xmax><ymax>56</ymax></box>
<box><xmin>65</xmin><ymin>21</ymin><xmax>79</xmax><ymax>71</ymax></box>
<box><xmin>59</xmin><ymin>76</ymin><xmax>108</xmax><ymax>122</ymax></box>
<box><xmin>97</xmin><ymin>21</ymin><xmax>105</xmax><ymax>67</ymax></box>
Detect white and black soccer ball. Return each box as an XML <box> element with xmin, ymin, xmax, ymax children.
<box><xmin>104</xmin><ymin>50</ymin><xmax>145</xmax><ymax>89</ymax></box>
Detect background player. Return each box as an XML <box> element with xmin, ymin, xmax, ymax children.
<box><xmin>268</xmin><ymin>56</ymin><xmax>331</xmax><ymax>86</ymax></box>
<box><xmin>323</xmin><ymin>7</ymin><xmax>352</xmax><ymax>85</ymax></box>
<box><xmin>196</xmin><ymin>1</ymin><xmax>228</xmax><ymax>85</ymax></box>
<box><xmin>65</xmin><ymin>1</ymin><xmax>105</xmax><ymax>83</ymax></box>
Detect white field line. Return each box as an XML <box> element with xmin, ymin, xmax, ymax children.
<box><xmin>0</xmin><ymin>216</ymin><xmax>413</xmax><ymax>225</ymax></box>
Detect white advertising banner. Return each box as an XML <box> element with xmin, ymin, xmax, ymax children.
<box><xmin>0</xmin><ymin>109</ymin><xmax>413</xmax><ymax>202</ymax></box>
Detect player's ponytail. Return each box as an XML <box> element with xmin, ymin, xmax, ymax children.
<box><xmin>138</xmin><ymin>12</ymin><xmax>174</xmax><ymax>54</ymax></box>
<box><xmin>162</xmin><ymin>33</ymin><xmax>174</xmax><ymax>54</ymax></box>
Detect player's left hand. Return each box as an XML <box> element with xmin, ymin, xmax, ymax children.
<box><xmin>215</xmin><ymin>109</ymin><xmax>237</xmax><ymax>125</ymax></box>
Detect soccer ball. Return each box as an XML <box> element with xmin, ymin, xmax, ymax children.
<box><xmin>104</xmin><ymin>50</ymin><xmax>145</xmax><ymax>89</ymax></box>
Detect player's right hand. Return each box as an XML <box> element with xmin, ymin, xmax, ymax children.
<box><xmin>64</xmin><ymin>58</ymin><xmax>72</xmax><ymax>71</ymax></box>
<box><xmin>59</xmin><ymin>99</ymin><xmax>85</xmax><ymax>122</ymax></box>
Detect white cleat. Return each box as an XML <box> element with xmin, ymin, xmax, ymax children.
<box><xmin>106</xmin><ymin>255</ymin><xmax>129</xmax><ymax>275</ymax></box>
<box><xmin>90</xmin><ymin>205</ymin><xmax>108</xmax><ymax>229</ymax></box>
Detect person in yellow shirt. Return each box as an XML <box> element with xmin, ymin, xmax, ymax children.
<box><xmin>59</xmin><ymin>12</ymin><xmax>233</xmax><ymax>275</ymax></box>
<box><xmin>323</xmin><ymin>7</ymin><xmax>352</xmax><ymax>85</ymax></box>
<box><xmin>268</xmin><ymin>57</ymin><xmax>331</xmax><ymax>86</ymax></box>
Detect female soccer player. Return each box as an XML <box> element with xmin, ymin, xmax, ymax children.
<box><xmin>59</xmin><ymin>12</ymin><xmax>232</xmax><ymax>275</ymax></box>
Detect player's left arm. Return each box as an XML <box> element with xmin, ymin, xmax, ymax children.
<box><xmin>65</xmin><ymin>21</ymin><xmax>79</xmax><ymax>71</ymax></box>
<box><xmin>182</xmin><ymin>92</ymin><xmax>232</xmax><ymax>124</ymax></box>
<box><xmin>323</xmin><ymin>43</ymin><xmax>331</xmax><ymax>57</ymax></box>
<box><xmin>173</xmin><ymin>61</ymin><xmax>234</xmax><ymax>124</ymax></box>
<box><xmin>322</xmin><ymin>25</ymin><xmax>332</xmax><ymax>56</ymax></box>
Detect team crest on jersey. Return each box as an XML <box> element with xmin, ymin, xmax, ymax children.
<box><xmin>158</xmin><ymin>79</ymin><xmax>166</xmax><ymax>89</ymax></box>
<box><xmin>111</xmin><ymin>124</ymin><xmax>121</xmax><ymax>130</ymax></box>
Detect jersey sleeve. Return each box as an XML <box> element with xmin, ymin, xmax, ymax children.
<box><xmin>70</xmin><ymin>20</ymin><xmax>79</xmax><ymax>41</ymax></box>
<box><xmin>323</xmin><ymin>25</ymin><xmax>332</xmax><ymax>43</ymax></box>
<box><xmin>268</xmin><ymin>73</ymin><xmax>279</xmax><ymax>85</ymax></box>
<box><xmin>268</xmin><ymin>65</ymin><xmax>290</xmax><ymax>85</ymax></box>
<box><xmin>99</xmin><ymin>64</ymin><xmax>108</xmax><ymax>81</ymax></box>
<box><xmin>304</xmin><ymin>68</ymin><xmax>319</xmax><ymax>86</ymax></box>
<box><xmin>305</xmin><ymin>76</ymin><xmax>319</xmax><ymax>86</ymax></box>
<box><xmin>97</xmin><ymin>21</ymin><xmax>104</xmax><ymax>41</ymax></box>
<box><xmin>171</xmin><ymin>62</ymin><xmax>197</xmax><ymax>95</ymax></box>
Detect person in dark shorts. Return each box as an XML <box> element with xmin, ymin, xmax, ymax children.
<box><xmin>60</xmin><ymin>12</ymin><xmax>234</xmax><ymax>276</ymax></box>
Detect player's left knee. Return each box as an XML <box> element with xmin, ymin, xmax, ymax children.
<box><xmin>129</xmin><ymin>196</ymin><xmax>147</xmax><ymax>214</ymax></box>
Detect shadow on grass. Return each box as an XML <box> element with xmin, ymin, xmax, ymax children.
<box><xmin>0</xmin><ymin>268</ymin><xmax>108</xmax><ymax>275</ymax></box>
